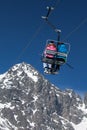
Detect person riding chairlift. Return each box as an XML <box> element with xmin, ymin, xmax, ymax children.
<box><xmin>43</xmin><ymin>41</ymin><xmax>57</xmax><ymax>73</ymax></box>
<box><xmin>55</xmin><ymin>42</ymin><xmax>68</xmax><ymax>71</ymax></box>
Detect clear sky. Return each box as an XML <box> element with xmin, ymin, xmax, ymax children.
<box><xmin>0</xmin><ymin>0</ymin><xmax>87</xmax><ymax>95</ymax></box>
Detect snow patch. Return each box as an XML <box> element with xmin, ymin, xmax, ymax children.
<box><xmin>72</xmin><ymin>117</ymin><xmax>87</xmax><ymax>130</ymax></box>
<box><xmin>24</xmin><ymin>69</ymin><xmax>38</xmax><ymax>82</ymax></box>
<box><xmin>0</xmin><ymin>117</ymin><xmax>18</xmax><ymax>130</ymax></box>
<box><xmin>0</xmin><ymin>73</ymin><xmax>6</xmax><ymax>80</ymax></box>
<box><xmin>78</xmin><ymin>103</ymin><xmax>87</xmax><ymax>114</ymax></box>
<box><xmin>0</xmin><ymin>102</ymin><xmax>15</xmax><ymax>111</ymax></box>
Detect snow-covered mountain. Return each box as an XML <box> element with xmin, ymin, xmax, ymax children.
<box><xmin>0</xmin><ymin>62</ymin><xmax>87</xmax><ymax>130</ymax></box>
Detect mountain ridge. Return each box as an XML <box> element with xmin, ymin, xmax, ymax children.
<box><xmin>0</xmin><ymin>62</ymin><xmax>87</xmax><ymax>130</ymax></box>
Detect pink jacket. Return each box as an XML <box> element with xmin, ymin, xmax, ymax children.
<box><xmin>44</xmin><ymin>45</ymin><xmax>57</xmax><ymax>58</ymax></box>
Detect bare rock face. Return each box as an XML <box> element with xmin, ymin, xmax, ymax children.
<box><xmin>84</xmin><ymin>93</ymin><xmax>87</xmax><ymax>108</ymax></box>
<box><xmin>0</xmin><ymin>62</ymin><xmax>86</xmax><ymax>130</ymax></box>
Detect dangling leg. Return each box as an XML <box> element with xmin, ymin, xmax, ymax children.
<box><xmin>56</xmin><ymin>65</ymin><xmax>60</xmax><ymax>71</ymax></box>
<box><xmin>51</xmin><ymin>64</ymin><xmax>55</xmax><ymax>73</ymax></box>
<box><xmin>43</xmin><ymin>63</ymin><xmax>48</xmax><ymax>73</ymax></box>
<box><xmin>43</xmin><ymin>62</ymin><xmax>47</xmax><ymax>68</ymax></box>
<box><xmin>51</xmin><ymin>64</ymin><xmax>60</xmax><ymax>74</ymax></box>
<box><xmin>47</xmin><ymin>64</ymin><xmax>52</xmax><ymax>73</ymax></box>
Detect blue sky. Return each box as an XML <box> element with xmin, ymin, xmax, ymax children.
<box><xmin>0</xmin><ymin>0</ymin><xmax>87</xmax><ymax>95</ymax></box>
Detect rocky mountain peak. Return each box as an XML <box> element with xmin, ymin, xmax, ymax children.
<box><xmin>0</xmin><ymin>62</ymin><xmax>87</xmax><ymax>130</ymax></box>
<box><xmin>7</xmin><ymin>62</ymin><xmax>39</xmax><ymax>82</ymax></box>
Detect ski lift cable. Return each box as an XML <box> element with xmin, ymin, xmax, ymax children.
<box><xmin>58</xmin><ymin>17</ymin><xmax>87</xmax><ymax>58</ymax></box>
<box><xmin>61</xmin><ymin>17</ymin><xmax>87</xmax><ymax>56</ymax></box>
<box><xmin>63</xmin><ymin>17</ymin><xmax>87</xmax><ymax>41</ymax></box>
<box><xmin>63</xmin><ymin>18</ymin><xmax>87</xmax><ymax>69</ymax></box>
<box><xmin>16</xmin><ymin>23</ymin><xmax>44</xmax><ymax>62</ymax></box>
<box><xmin>15</xmin><ymin>1</ymin><xmax>62</xmax><ymax>63</ymax></box>
<box><xmin>63</xmin><ymin>17</ymin><xmax>87</xmax><ymax>70</ymax></box>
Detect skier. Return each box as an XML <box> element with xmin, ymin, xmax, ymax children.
<box><xmin>43</xmin><ymin>41</ymin><xmax>57</xmax><ymax>73</ymax></box>
<box><xmin>55</xmin><ymin>42</ymin><xmax>68</xmax><ymax>71</ymax></box>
